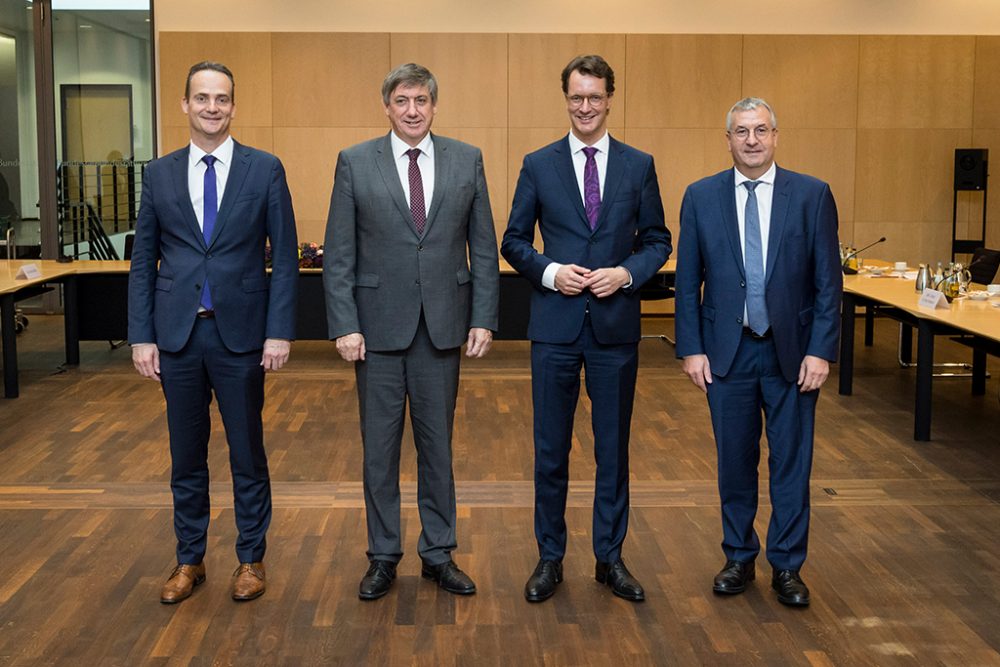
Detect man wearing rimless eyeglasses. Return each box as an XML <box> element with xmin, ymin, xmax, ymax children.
<box><xmin>502</xmin><ymin>54</ymin><xmax>671</xmax><ymax>603</ymax></box>
<box><xmin>675</xmin><ymin>97</ymin><xmax>842</xmax><ymax>607</ymax></box>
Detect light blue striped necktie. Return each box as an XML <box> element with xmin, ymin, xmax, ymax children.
<box><xmin>743</xmin><ymin>180</ymin><xmax>769</xmax><ymax>335</ymax></box>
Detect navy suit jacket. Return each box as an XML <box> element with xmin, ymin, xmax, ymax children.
<box><xmin>674</xmin><ymin>166</ymin><xmax>842</xmax><ymax>383</ymax></box>
<box><xmin>128</xmin><ymin>141</ymin><xmax>299</xmax><ymax>353</ymax></box>
<box><xmin>501</xmin><ymin>136</ymin><xmax>671</xmax><ymax>345</ymax></box>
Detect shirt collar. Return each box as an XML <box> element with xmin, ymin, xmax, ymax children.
<box><xmin>189</xmin><ymin>135</ymin><xmax>234</xmax><ymax>167</ymax></box>
<box><xmin>734</xmin><ymin>161</ymin><xmax>777</xmax><ymax>188</ymax></box>
<box><xmin>390</xmin><ymin>131</ymin><xmax>434</xmax><ymax>160</ymax></box>
<box><xmin>568</xmin><ymin>131</ymin><xmax>610</xmax><ymax>156</ymax></box>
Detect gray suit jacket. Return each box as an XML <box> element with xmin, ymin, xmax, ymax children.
<box><xmin>323</xmin><ymin>132</ymin><xmax>499</xmax><ymax>351</ymax></box>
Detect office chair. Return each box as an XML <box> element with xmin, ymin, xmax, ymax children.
<box><xmin>969</xmin><ymin>247</ymin><xmax>1000</xmax><ymax>285</ymax></box>
<box><xmin>639</xmin><ymin>273</ymin><xmax>675</xmax><ymax>345</ymax></box>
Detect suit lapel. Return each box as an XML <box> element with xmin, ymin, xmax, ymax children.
<box><xmin>596</xmin><ymin>138</ymin><xmax>626</xmax><ymax>231</ymax></box>
<box><xmin>207</xmin><ymin>141</ymin><xmax>252</xmax><ymax>247</ymax></box>
<box><xmin>423</xmin><ymin>135</ymin><xmax>448</xmax><ymax>237</ymax></box>
<box><xmin>553</xmin><ymin>137</ymin><xmax>590</xmax><ymax>229</ymax></box>
<box><xmin>374</xmin><ymin>133</ymin><xmax>416</xmax><ymax>236</ymax></box>
<box><xmin>766</xmin><ymin>166</ymin><xmax>791</xmax><ymax>286</ymax></box>
<box><xmin>717</xmin><ymin>169</ymin><xmax>745</xmax><ymax>278</ymax></box>
<box><xmin>170</xmin><ymin>147</ymin><xmax>204</xmax><ymax>247</ymax></box>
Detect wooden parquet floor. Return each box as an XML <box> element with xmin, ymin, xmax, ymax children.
<box><xmin>1</xmin><ymin>315</ymin><xmax>999</xmax><ymax>666</ymax></box>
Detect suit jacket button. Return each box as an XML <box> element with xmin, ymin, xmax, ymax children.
<box><xmin>415</xmin><ymin>279</ymin><xmax>421</xmax><ymax>285</ymax></box>
<box><xmin>737</xmin><ymin>316</ymin><xmax>743</xmax><ymax>324</ymax></box>
<box><xmin>417</xmin><ymin>245</ymin><xmax>423</xmax><ymax>251</ymax></box>
<box><xmin>195</xmin><ymin>284</ymin><xmax>201</xmax><ymax>290</ymax></box>
<box><xmin>740</xmin><ymin>281</ymin><xmax>745</xmax><ymax>288</ymax></box>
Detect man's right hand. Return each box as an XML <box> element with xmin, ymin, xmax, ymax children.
<box><xmin>554</xmin><ymin>264</ymin><xmax>592</xmax><ymax>295</ymax></box>
<box><xmin>681</xmin><ymin>354</ymin><xmax>712</xmax><ymax>393</ymax></box>
<box><xmin>132</xmin><ymin>343</ymin><xmax>160</xmax><ymax>381</ymax></box>
<box><xmin>336</xmin><ymin>332</ymin><xmax>366</xmax><ymax>362</ymax></box>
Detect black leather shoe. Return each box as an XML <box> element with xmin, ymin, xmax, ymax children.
<box><xmin>359</xmin><ymin>560</ymin><xmax>396</xmax><ymax>600</ymax></box>
<box><xmin>421</xmin><ymin>560</ymin><xmax>476</xmax><ymax>595</ymax></box>
<box><xmin>524</xmin><ymin>559</ymin><xmax>563</xmax><ymax>602</ymax></box>
<box><xmin>771</xmin><ymin>569</ymin><xmax>810</xmax><ymax>607</ymax></box>
<box><xmin>595</xmin><ymin>559</ymin><xmax>645</xmax><ymax>602</ymax></box>
<box><xmin>713</xmin><ymin>559</ymin><xmax>755</xmax><ymax>595</ymax></box>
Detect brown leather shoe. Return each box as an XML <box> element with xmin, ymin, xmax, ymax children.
<box><xmin>231</xmin><ymin>562</ymin><xmax>266</xmax><ymax>601</ymax></box>
<box><xmin>160</xmin><ymin>563</ymin><xmax>206</xmax><ymax>604</ymax></box>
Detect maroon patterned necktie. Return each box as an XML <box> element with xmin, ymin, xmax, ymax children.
<box><xmin>582</xmin><ymin>146</ymin><xmax>601</xmax><ymax>230</ymax></box>
<box><xmin>406</xmin><ymin>148</ymin><xmax>426</xmax><ymax>235</ymax></box>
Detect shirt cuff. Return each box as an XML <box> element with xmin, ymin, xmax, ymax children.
<box><xmin>618</xmin><ymin>266</ymin><xmax>633</xmax><ymax>289</ymax></box>
<box><xmin>542</xmin><ymin>262</ymin><xmax>562</xmax><ymax>291</ymax></box>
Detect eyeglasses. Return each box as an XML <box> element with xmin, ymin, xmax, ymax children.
<box><xmin>729</xmin><ymin>125</ymin><xmax>775</xmax><ymax>141</ymax></box>
<box><xmin>566</xmin><ymin>94</ymin><xmax>609</xmax><ymax>108</ymax></box>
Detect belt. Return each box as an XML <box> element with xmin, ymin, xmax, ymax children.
<box><xmin>743</xmin><ymin>327</ymin><xmax>771</xmax><ymax>339</ymax></box>
<box><xmin>196</xmin><ymin>310</ymin><xmax>216</xmax><ymax>319</ymax></box>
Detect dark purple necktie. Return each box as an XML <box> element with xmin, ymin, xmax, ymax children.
<box><xmin>406</xmin><ymin>148</ymin><xmax>426</xmax><ymax>235</ymax></box>
<box><xmin>582</xmin><ymin>146</ymin><xmax>601</xmax><ymax>230</ymax></box>
<box><xmin>200</xmin><ymin>154</ymin><xmax>217</xmax><ymax>311</ymax></box>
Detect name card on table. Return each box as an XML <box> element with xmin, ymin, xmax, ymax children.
<box><xmin>14</xmin><ymin>263</ymin><xmax>41</xmax><ymax>280</ymax></box>
<box><xmin>918</xmin><ymin>288</ymin><xmax>950</xmax><ymax>310</ymax></box>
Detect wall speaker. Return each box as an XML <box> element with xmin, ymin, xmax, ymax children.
<box><xmin>955</xmin><ymin>148</ymin><xmax>988</xmax><ymax>191</ymax></box>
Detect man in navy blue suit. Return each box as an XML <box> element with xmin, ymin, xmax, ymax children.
<box><xmin>675</xmin><ymin>98</ymin><xmax>842</xmax><ymax>607</ymax></box>
<box><xmin>129</xmin><ymin>61</ymin><xmax>298</xmax><ymax>604</ymax></box>
<box><xmin>502</xmin><ymin>55</ymin><xmax>671</xmax><ymax>603</ymax></box>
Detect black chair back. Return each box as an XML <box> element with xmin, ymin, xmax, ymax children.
<box><xmin>970</xmin><ymin>247</ymin><xmax>1000</xmax><ymax>284</ymax></box>
<box><xmin>123</xmin><ymin>232</ymin><xmax>135</xmax><ymax>260</ymax></box>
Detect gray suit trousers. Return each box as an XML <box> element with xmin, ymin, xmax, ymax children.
<box><xmin>356</xmin><ymin>314</ymin><xmax>461</xmax><ymax>565</ymax></box>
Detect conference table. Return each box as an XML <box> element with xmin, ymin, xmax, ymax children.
<box><xmin>0</xmin><ymin>259</ymin><xmax>131</xmax><ymax>398</ymax></box>
<box><xmin>0</xmin><ymin>258</ymin><xmax>678</xmax><ymax>399</ymax></box>
<box><xmin>838</xmin><ymin>270</ymin><xmax>1000</xmax><ymax>441</ymax></box>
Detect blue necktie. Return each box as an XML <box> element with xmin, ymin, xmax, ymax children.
<box><xmin>200</xmin><ymin>154</ymin><xmax>217</xmax><ymax>311</ymax></box>
<box><xmin>743</xmin><ymin>181</ymin><xmax>769</xmax><ymax>335</ymax></box>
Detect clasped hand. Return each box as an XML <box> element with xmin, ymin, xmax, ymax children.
<box><xmin>554</xmin><ymin>264</ymin><xmax>629</xmax><ymax>298</ymax></box>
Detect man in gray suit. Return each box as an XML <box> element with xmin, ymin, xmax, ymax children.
<box><xmin>323</xmin><ymin>63</ymin><xmax>499</xmax><ymax>600</ymax></box>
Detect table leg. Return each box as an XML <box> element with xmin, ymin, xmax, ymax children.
<box><xmin>899</xmin><ymin>323</ymin><xmax>913</xmax><ymax>366</ymax></box>
<box><xmin>972</xmin><ymin>348</ymin><xmax>987</xmax><ymax>396</ymax></box>
<box><xmin>864</xmin><ymin>305</ymin><xmax>875</xmax><ymax>347</ymax></box>
<box><xmin>839</xmin><ymin>292</ymin><xmax>857</xmax><ymax>396</ymax></box>
<box><xmin>63</xmin><ymin>276</ymin><xmax>80</xmax><ymax>366</ymax></box>
<box><xmin>1</xmin><ymin>293</ymin><xmax>18</xmax><ymax>398</ymax></box>
<box><xmin>915</xmin><ymin>319</ymin><xmax>934</xmax><ymax>441</ymax></box>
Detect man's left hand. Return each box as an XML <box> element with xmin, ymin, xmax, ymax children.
<box><xmin>261</xmin><ymin>338</ymin><xmax>291</xmax><ymax>370</ymax></box>
<box><xmin>584</xmin><ymin>267</ymin><xmax>630</xmax><ymax>298</ymax></box>
<box><xmin>465</xmin><ymin>327</ymin><xmax>493</xmax><ymax>358</ymax></box>
<box><xmin>797</xmin><ymin>355</ymin><xmax>829</xmax><ymax>392</ymax></box>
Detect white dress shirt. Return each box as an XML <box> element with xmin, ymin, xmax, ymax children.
<box><xmin>542</xmin><ymin>131</ymin><xmax>616</xmax><ymax>291</ymax></box>
<box><xmin>734</xmin><ymin>161</ymin><xmax>776</xmax><ymax>323</ymax></box>
<box><xmin>188</xmin><ymin>136</ymin><xmax>234</xmax><ymax>232</ymax></box>
<box><xmin>390</xmin><ymin>131</ymin><xmax>434</xmax><ymax>216</ymax></box>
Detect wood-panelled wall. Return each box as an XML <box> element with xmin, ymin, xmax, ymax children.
<box><xmin>159</xmin><ymin>33</ymin><xmax>1000</xmax><ymax>265</ymax></box>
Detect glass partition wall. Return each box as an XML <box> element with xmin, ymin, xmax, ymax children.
<box><xmin>53</xmin><ymin>0</ymin><xmax>153</xmax><ymax>261</ymax></box>
<box><xmin>0</xmin><ymin>0</ymin><xmax>39</xmax><ymax>259</ymax></box>
<box><xmin>0</xmin><ymin>0</ymin><xmax>153</xmax><ymax>271</ymax></box>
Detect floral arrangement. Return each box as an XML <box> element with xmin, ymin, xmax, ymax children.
<box><xmin>264</xmin><ymin>242</ymin><xmax>324</xmax><ymax>269</ymax></box>
<box><xmin>298</xmin><ymin>242</ymin><xmax>323</xmax><ymax>268</ymax></box>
